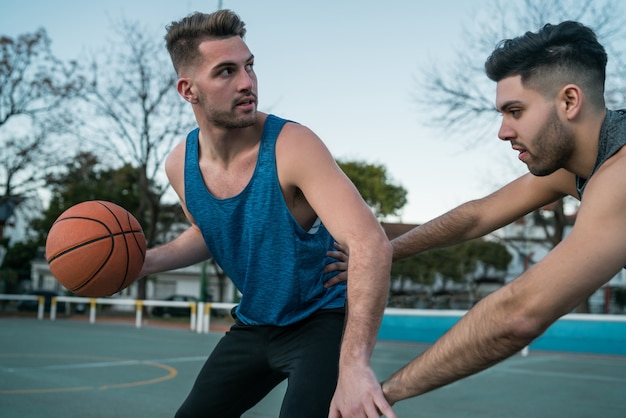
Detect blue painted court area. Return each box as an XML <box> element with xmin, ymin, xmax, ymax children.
<box><xmin>1</xmin><ymin>317</ymin><xmax>625</xmax><ymax>418</ymax></box>
<box><xmin>380</xmin><ymin>309</ymin><xmax>626</xmax><ymax>356</ymax></box>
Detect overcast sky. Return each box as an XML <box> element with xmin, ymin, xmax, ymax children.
<box><xmin>3</xmin><ymin>0</ymin><xmax>524</xmax><ymax>224</ymax></box>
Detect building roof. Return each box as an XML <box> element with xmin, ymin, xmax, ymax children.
<box><xmin>380</xmin><ymin>222</ymin><xmax>419</xmax><ymax>240</ymax></box>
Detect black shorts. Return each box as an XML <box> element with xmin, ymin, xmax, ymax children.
<box><xmin>175</xmin><ymin>307</ymin><xmax>345</xmax><ymax>418</ymax></box>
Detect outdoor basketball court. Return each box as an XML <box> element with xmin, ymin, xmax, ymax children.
<box><xmin>1</xmin><ymin>317</ymin><xmax>625</xmax><ymax>417</ymax></box>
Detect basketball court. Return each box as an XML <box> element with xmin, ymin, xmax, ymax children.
<box><xmin>1</xmin><ymin>317</ymin><xmax>625</xmax><ymax>417</ymax></box>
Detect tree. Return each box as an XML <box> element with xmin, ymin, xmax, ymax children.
<box><xmin>0</xmin><ymin>28</ymin><xmax>82</xmax><ymax>226</ymax></box>
<box><xmin>337</xmin><ymin>159</ymin><xmax>408</xmax><ymax>220</ymax></box>
<box><xmin>416</xmin><ymin>0</ymin><xmax>626</xmax><ymax>141</ymax></box>
<box><xmin>414</xmin><ymin>0</ymin><xmax>626</xmax><ymax>312</ymax></box>
<box><xmin>2</xmin><ymin>152</ymin><xmax>145</xmax><ymax>292</ymax></box>
<box><xmin>27</xmin><ymin>152</ymin><xmax>142</xmax><ymax>242</ymax></box>
<box><xmin>32</xmin><ymin>151</ymin><xmax>182</xmax><ymax>244</ymax></box>
<box><xmin>389</xmin><ymin>239</ymin><xmax>511</xmax><ymax>308</ymax></box>
<box><xmin>79</xmin><ymin>19</ymin><xmax>195</xmax><ymax>299</ymax></box>
<box><xmin>336</xmin><ymin>159</ymin><xmax>512</xmax><ymax>308</ymax></box>
<box><xmin>81</xmin><ymin>19</ymin><xmax>194</xmax><ymax>245</ymax></box>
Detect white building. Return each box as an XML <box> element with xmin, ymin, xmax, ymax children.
<box><xmin>29</xmin><ymin>257</ymin><xmax>238</xmax><ymax>304</ymax></box>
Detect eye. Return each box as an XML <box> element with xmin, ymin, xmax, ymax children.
<box><xmin>509</xmin><ymin>109</ymin><xmax>521</xmax><ymax>118</ymax></box>
<box><xmin>245</xmin><ymin>63</ymin><xmax>254</xmax><ymax>72</ymax></box>
<box><xmin>219</xmin><ymin>67</ymin><xmax>234</xmax><ymax>76</ymax></box>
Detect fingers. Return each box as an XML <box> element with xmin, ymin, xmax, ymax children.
<box><xmin>324</xmin><ymin>241</ymin><xmax>349</xmax><ymax>288</ymax></box>
<box><xmin>324</xmin><ymin>259</ymin><xmax>347</xmax><ymax>273</ymax></box>
<box><xmin>324</xmin><ymin>271</ymin><xmax>347</xmax><ymax>288</ymax></box>
<box><xmin>327</xmin><ymin>250</ymin><xmax>347</xmax><ymax>262</ymax></box>
<box><xmin>375</xmin><ymin>399</ymin><xmax>397</xmax><ymax>418</ymax></box>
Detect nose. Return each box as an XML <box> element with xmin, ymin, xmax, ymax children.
<box><xmin>237</xmin><ymin>69</ymin><xmax>255</xmax><ymax>92</ymax></box>
<box><xmin>497</xmin><ymin>120</ymin><xmax>515</xmax><ymax>142</ymax></box>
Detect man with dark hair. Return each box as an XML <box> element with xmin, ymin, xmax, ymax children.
<box><xmin>379</xmin><ymin>21</ymin><xmax>626</xmax><ymax>405</ymax></box>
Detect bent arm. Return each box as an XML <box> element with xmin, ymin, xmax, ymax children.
<box><xmin>278</xmin><ymin>123</ymin><xmax>395</xmax><ymax>417</ymax></box>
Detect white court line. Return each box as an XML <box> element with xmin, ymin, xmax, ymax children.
<box><xmin>494</xmin><ymin>365</ymin><xmax>626</xmax><ymax>384</ymax></box>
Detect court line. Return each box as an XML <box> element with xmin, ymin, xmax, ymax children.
<box><xmin>494</xmin><ymin>365</ymin><xmax>626</xmax><ymax>384</ymax></box>
<box><xmin>0</xmin><ymin>354</ymin><xmax>180</xmax><ymax>394</ymax></box>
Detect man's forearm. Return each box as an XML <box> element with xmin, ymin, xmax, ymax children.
<box><xmin>392</xmin><ymin>201</ymin><xmax>486</xmax><ymax>261</ymax></box>
<box><xmin>382</xmin><ymin>286</ymin><xmax>536</xmax><ymax>403</ymax></box>
<box><xmin>340</xmin><ymin>240</ymin><xmax>392</xmax><ymax>362</ymax></box>
<box><xmin>141</xmin><ymin>227</ymin><xmax>210</xmax><ymax>276</ymax></box>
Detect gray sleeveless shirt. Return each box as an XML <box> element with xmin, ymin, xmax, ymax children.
<box><xmin>576</xmin><ymin>109</ymin><xmax>626</xmax><ymax>197</ymax></box>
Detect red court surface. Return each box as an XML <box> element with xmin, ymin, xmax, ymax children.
<box><xmin>1</xmin><ymin>317</ymin><xmax>625</xmax><ymax>417</ymax></box>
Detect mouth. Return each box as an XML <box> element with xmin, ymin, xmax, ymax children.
<box><xmin>235</xmin><ymin>96</ymin><xmax>256</xmax><ymax>108</ymax></box>
<box><xmin>512</xmin><ymin>145</ymin><xmax>528</xmax><ymax>161</ymax></box>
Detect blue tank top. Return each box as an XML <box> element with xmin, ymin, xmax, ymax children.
<box><xmin>184</xmin><ymin>115</ymin><xmax>345</xmax><ymax>326</ymax></box>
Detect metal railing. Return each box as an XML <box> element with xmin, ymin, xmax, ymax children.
<box><xmin>0</xmin><ymin>294</ymin><xmax>236</xmax><ymax>334</ymax></box>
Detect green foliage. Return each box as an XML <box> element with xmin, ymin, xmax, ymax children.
<box><xmin>0</xmin><ymin>240</ymin><xmax>40</xmax><ymax>293</ymax></box>
<box><xmin>29</xmin><ymin>151</ymin><xmax>150</xmax><ymax>244</ymax></box>
<box><xmin>0</xmin><ymin>240</ymin><xmax>39</xmax><ymax>270</ymax></box>
<box><xmin>337</xmin><ymin>159</ymin><xmax>407</xmax><ymax>219</ymax></box>
<box><xmin>391</xmin><ymin>239</ymin><xmax>512</xmax><ymax>288</ymax></box>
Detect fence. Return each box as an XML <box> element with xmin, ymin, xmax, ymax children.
<box><xmin>2</xmin><ymin>294</ymin><xmax>625</xmax><ymax>356</ymax></box>
<box><xmin>0</xmin><ymin>294</ymin><xmax>236</xmax><ymax>334</ymax></box>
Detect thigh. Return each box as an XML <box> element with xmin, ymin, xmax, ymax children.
<box><xmin>176</xmin><ymin>326</ymin><xmax>286</xmax><ymax>418</ymax></box>
<box><xmin>273</xmin><ymin>309</ymin><xmax>345</xmax><ymax>418</ymax></box>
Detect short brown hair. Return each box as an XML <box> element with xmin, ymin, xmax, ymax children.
<box><xmin>165</xmin><ymin>9</ymin><xmax>247</xmax><ymax>75</ymax></box>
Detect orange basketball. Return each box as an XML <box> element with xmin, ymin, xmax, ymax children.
<box><xmin>45</xmin><ymin>200</ymin><xmax>147</xmax><ymax>297</ymax></box>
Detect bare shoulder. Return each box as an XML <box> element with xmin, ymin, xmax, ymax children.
<box><xmin>579</xmin><ymin>146</ymin><xmax>626</xmax><ymax>210</ymax></box>
<box><xmin>165</xmin><ymin>138</ymin><xmax>188</xmax><ymax>196</ymax></box>
<box><xmin>278</xmin><ymin>120</ymin><xmax>326</xmax><ymax>148</ymax></box>
<box><xmin>594</xmin><ymin>144</ymin><xmax>626</xmax><ymax>175</ymax></box>
<box><xmin>275</xmin><ymin>121</ymin><xmax>337</xmax><ymax>181</ymax></box>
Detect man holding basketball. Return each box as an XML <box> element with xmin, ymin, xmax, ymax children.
<box><xmin>139</xmin><ymin>9</ymin><xmax>394</xmax><ymax>418</ymax></box>
<box><xmin>372</xmin><ymin>21</ymin><xmax>626</xmax><ymax>406</ymax></box>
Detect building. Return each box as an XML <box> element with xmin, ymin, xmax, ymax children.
<box><xmin>29</xmin><ymin>256</ymin><xmax>237</xmax><ymax>304</ymax></box>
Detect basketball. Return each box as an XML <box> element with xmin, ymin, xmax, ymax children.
<box><xmin>45</xmin><ymin>200</ymin><xmax>147</xmax><ymax>297</ymax></box>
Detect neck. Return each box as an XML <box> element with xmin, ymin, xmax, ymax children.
<box><xmin>568</xmin><ymin>107</ymin><xmax>606</xmax><ymax>178</ymax></box>
<box><xmin>196</xmin><ymin>112</ymin><xmax>267</xmax><ymax>165</ymax></box>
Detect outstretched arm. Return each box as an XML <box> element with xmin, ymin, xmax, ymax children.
<box><xmin>383</xmin><ymin>167</ymin><xmax>623</xmax><ymax>404</ymax></box>
<box><xmin>392</xmin><ymin>170</ymin><xmax>574</xmax><ymax>261</ymax></box>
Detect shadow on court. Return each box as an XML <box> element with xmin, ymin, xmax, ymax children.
<box><xmin>1</xmin><ymin>317</ymin><xmax>625</xmax><ymax>418</ymax></box>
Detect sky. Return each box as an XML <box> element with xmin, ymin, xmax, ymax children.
<box><xmin>2</xmin><ymin>0</ymin><xmax>518</xmax><ymax>224</ymax></box>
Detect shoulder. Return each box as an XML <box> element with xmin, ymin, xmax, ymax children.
<box><xmin>165</xmin><ymin>138</ymin><xmax>187</xmax><ymax>173</ymax></box>
<box><xmin>276</xmin><ymin>119</ymin><xmax>328</xmax><ymax>154</ymax></box>
<box><xmin>165</xmin><ymin>136</ymin><xmax>189</xmax><ymax>196</ymax></box>
<box><xmin>572</xmin><ymin>147</ymin><xmax>626</xmax><ymax>232</ymax></box>
<box><xmin>273</xmin><ymin>119</ymin><xmax>341</xmax><ymax>187</ymax></box>
<box><xmin>585</xmin><ymin>146</ymin><xmax>626</xmax><ymax>197</ymax></box>
<box><xmin>276</xmin><ymin>120</ymin><xmax>333</xmax><ymax>162</ymax></box>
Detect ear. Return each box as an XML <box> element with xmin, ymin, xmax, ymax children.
<box><xmin>560</xmin><ymin>84</ymin><xmax>582</xmax><ymax>120</ymax></box>
<box><xmin>177</xmin><ymin>78</ymin><xmax>198</xmax><ymax>104</ymax></box>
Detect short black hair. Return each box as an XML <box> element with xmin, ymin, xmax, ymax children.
<box><xmin>485</xmin><ymin>21</ymin><xmax>607</xmax><ymax>108</ymax></box>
